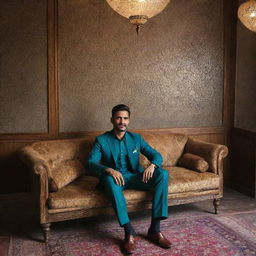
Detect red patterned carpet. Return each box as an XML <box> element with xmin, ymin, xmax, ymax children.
<box><xmin>6</xmin><ymin>211</ymin><xmax>256</xmax><ymax>256</ymax></box>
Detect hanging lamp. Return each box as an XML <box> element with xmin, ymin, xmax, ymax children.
<box><xmin>238</xmin><ymin>0</ymin><xmax>256</xmax><ymax>32</ymax></box>
<box><xmin>106</xmin><ymin>0</ymin><xmax>170</xmax><ymax>34</ymax></box>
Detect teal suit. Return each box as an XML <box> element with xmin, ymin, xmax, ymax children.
<box><xmin>87</xmin><ymin>130</ymin><xmax>169</xmax><ymax>226</ymax></box>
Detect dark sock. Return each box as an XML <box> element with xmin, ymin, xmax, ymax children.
<box><xmin>123</xmin><ymin>222</ymin><xmax>136</xmax><ymax>236</ymax></box>
<box><xmin>148</xmin><ymin>218</ymin><xmax>160</xmax><ymax>234</ymax></box>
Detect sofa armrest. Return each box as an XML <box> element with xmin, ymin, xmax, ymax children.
<box><xmin>19</xmin><ymin>147</ymin><xmax>49</xmax><ymax>175</ymax></box>
<box><xmin>19</xmin><ymin>146</ymin><xmax>49</xmax><ymax>223</ymax></box>
<box><xmin>184</xmin><ymin>138</ymin><xmax>228</xmax><ymax>174</ymax></box>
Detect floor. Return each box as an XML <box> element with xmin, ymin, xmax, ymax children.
<box><xmin>0</xmin><ymin>187</ymin><xmax>256</xmax><ymax>255</ymax></box>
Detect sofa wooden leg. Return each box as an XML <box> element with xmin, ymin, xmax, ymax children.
<box><xmin>42</xmin><ymin>223</ymin><xmax>51</xmax><ymax>242</ymax></box>
<box><xmin>213</xmin><ymin>198</ymin><xmax>220</xmax><ymax>214</ymax></box>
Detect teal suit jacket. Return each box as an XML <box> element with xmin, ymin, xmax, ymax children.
<box><xmin>86</xmin><ymin>130</ymin><xmax>163</xmax><ymax>179</ymax></box>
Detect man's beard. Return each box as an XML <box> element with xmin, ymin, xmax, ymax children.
<box><xmin>116</xmin><ymin>125</ymin><xmax>127</xmax><ymax>132</ymax></box>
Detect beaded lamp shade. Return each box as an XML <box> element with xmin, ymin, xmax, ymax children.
<box><xmin>238</xmin><ymin>0</ymin><xmax>256</xmax><ymax>32</ymax></box>
<box><xmin>106</xmin><ymin>0</ymin><xmax>170</xmax><ymax>33</ymax></box>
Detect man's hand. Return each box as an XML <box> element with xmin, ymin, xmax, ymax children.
<box><xmin>105</xmin><ymin>168</ymin><xmax>125</xmax><ymax>186</ymax></box>
<box><xmin>142</xmin><ymin>164</ymin><xmax>156</xmax><ymax>183</ymax></box>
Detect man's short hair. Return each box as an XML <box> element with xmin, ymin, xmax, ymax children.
<box><xmin>112</xmin><ymin>104</ymin><xmax>131</xmax><ymax>117</ymax></box>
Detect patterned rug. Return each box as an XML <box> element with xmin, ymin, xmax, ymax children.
<box><xmin>7</xmin><ymin>212</ymin><xmax>256</xmax><ymax>256</ymax></box>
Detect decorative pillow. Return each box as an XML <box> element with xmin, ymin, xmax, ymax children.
<box><xmin>49</xmin><ymin>159</ymin><xmax>85</xmax><ymax>192</ymax></box>
<box><xmin>178</xmin><ymin>153</ymin><xmax>209</xmax><ymax>172</ymax></box>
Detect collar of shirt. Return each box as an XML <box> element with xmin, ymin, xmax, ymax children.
<box><xmin>110</xmin><ymin>129</ymin><xmax>127</xmax><ymax>141</ymax></box>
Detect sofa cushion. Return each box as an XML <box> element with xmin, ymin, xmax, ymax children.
<box><xmin>167</xmin><ymin>167</ymin><xmax>219</xmax><ymax>193</ymax></box>
<box><xmin>48</xmin><ymin>167</ymin><xmax>219</xmax><ymax>209</ymax></box>
<box><xmin>178</xmin><ymin>153</ymin><xmax>209</xmax><ymax>172</ymax></box>
<box><xmin>48</xmin><ymin>176</ymin><xmax>109</xmax><ymax>209</ymax></box>
<box><xmin>49</xmin><ymin>159</ymin><xmax>85</xmax><ymax>192</ymax></box>
<box><xmin>139</xmin><ymin>133</ymin><xmax>188</xmax><ymax>167</ymax></box>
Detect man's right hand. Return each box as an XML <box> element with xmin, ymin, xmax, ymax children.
<box><xmin>105</xmin><ymin>168</ymin><xmax>125</xmax><ymax>186</ymax></box>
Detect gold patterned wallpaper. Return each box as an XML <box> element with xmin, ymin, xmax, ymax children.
<box><xmin>59</xmin><ymin>0</ymin><xmax>224</xmax><ymax>132</ymax></box>
<box><xmin>0</xmin><ymin>0</ymin><xmax>224</xmax><ymax>133</ymax></box>
<box><xmin>0</xmin><ymin>0</ymin><xmax>48</xmax><ymax>133</ymax></box>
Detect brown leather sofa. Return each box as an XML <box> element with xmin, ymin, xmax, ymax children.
<box><xmin>19</xmin><ymin>132</ymin><xmax>228</xmax><ymax>242</ymax></box>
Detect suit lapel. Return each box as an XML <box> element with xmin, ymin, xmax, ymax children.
<box><xmin>106</xmin><ymin>131</ymin><xmax>138</xmax><ymax>171</ymax></box>
<box><xmin>106</xmin><ymin>131</ymin><xmax>118</xmax><ymax>167</ymax></box>
<box><xmin>125</xmin><ymin>132</ymin><xmax>137</xmax><ymax>170</ymax></box>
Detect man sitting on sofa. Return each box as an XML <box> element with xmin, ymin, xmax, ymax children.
<box><xmin>87</xmin><ymin>104</ymin><xmax>171</xmax><ymax>254</ymax></box>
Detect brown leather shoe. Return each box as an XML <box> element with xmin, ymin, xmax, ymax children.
<box><xmin>123</xmin><ymin>234</ymin><xmax>136</xmax><ymax>254</ymax></box>
<box><xmin>147</xmin><ymin>231</ymin><xmax>172</xmax><ymax>249</ymax></box>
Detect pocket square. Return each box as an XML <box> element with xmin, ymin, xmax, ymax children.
<box><xmin>132</xmin><ymin>148</ymin><xmax>138</xmax><ymax>154</ymax></box>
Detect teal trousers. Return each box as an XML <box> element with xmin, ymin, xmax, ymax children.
<box><xmin>101</xmin><ymin>168</ymin><xmax>169</xmax><ymax>226</ymax></box>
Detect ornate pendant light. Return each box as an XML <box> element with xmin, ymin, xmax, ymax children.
<box><xmin>106</xmin><ymin>0</ymin><xmax>170</xmax><ymax>34</ymax></box>
<box><xmin>238</xmin><ymin>0</ymin><xmax>256</xmax><ymax>33</ymax></box>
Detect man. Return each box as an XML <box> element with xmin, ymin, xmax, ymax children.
<box><xmin>87</xmin><ymin>104</ymin><xmax>171</xmax><ymax>254</ymax></box>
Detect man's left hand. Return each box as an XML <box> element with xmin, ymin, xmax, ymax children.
<box><xmin>142</xmin><ymin>164</ymin><xmax>156</xmax><ymax>183</ymax></box>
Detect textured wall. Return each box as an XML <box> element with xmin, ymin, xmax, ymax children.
<box><xmin>59</xmin><ymin>0</ymin><xmax>224</xmax><ymax>132</ymax></box>
<box><xmin>235</xmin><ymin>12</ymin><xmax>256</xmax><ymax>132</ymax></box>
<box><xmin>0</xmin><ymin>0</ymin><xmax>48</xmax><ymax>133</ymax></box>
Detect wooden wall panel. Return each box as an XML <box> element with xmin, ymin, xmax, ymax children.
<box><xmin>235</xmin><ymin>0</ymin><xmax>256</xmax><ymax>133</ymax></box>
<box><xmin>230</xmin><ymin>128</ymin><xmax>256</xmax><ymax>197</ymax></box>
<box><xmin>0</xmin><ymin>142</ymin><xmax>31</xmax><ymax>193</ymax></box>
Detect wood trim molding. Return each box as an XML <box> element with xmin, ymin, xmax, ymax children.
<box><xmin>0</xmin><ymin>0</ymin><xmax>59</xmax><ymax>141</ymax></box>
<box><xmin>0</xmin><ymin>127</ymin><xmax>226</xmax><ymax>142</ymax></box>
<box><xmin>58</xmin><ymin>126</ymin><xmax>226</xmax><ymax>139</ymax></box>
<box><xmin>221</xmin><ymin>0</ymin><xmax>238</xmax><ymax>186</ymax></box>
<box><xmin>133</xmin><ymin>126</ymin><xmax>225</xmax><ymax>135</ymax></box>
<box><xmin>0</xmin><ymin>133</ymin><xmax>53</xmax><ymax>142</ymax></box>
<box><xmin>232</xmin><ymin>127</ymin><xmax>256</xmax><ymax>140</ymax></box>
<box><xmin>47</xmin><ymin>0</ymin><xmax>59</xmax><ymax>138</ymax></box>
<box><xmin>223</xmin><ymin>0</ymin><xmax>238</xmax><ymax>136</ymax></box>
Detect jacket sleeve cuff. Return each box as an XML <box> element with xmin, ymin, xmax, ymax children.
<box><xmin>151</xmin><ymin>161</ymin><xmax>159</xmax><ymax>168</ymax></box>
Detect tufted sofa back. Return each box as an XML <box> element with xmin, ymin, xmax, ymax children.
<box><xmin>23</xmin><ymin>132</ymin><xmax>188</xmax><ymax>191</ymax></box>
<box><xmin>29</xmin><ymin>137</ymin><xmax>95</xmax><ymax>170</ymax></box>
<box><xmin>27</xmin><ymin>132</ymin><xmax>188</xmax><ymax>170</ymax></box>
<box><xmin>139</xmin><ymin>133</ymin><xmax>188</xmax><ymax>167</ymax></box>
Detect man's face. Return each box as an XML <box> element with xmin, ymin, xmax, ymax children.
<box><xmin>111</xmin><ymin>110</ymin><xmax>130</xmax><ymax>132</ymax></box>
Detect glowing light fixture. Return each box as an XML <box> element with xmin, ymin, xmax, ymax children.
<box><xmin>106</xmin><ymin>0</ymin><xmax>171</xmax><ymax>34</ymax></box>
<box><xmin>238</xmin><ymin>0</ymin><xmax>256</xmax><ymax>32</ymax></box>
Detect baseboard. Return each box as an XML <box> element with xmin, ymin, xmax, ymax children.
<box><xmin>229</xmin><ymin>183</ymin><xmax>255</xmax><ymax>198</ymax></box>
